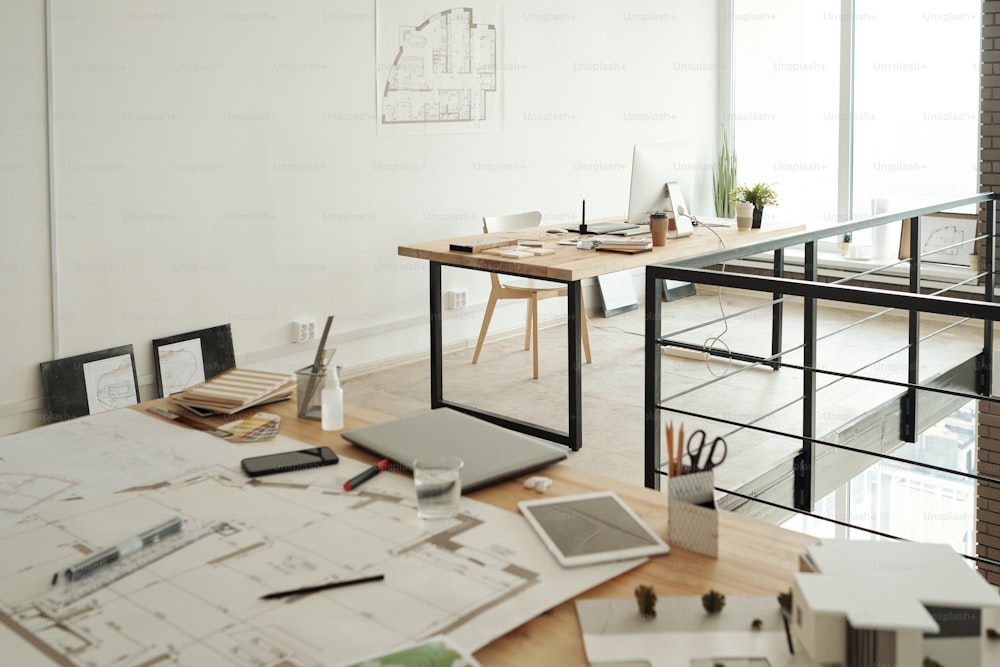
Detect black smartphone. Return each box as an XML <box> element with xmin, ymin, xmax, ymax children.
<box><xmin>240</xmin><ymin>447</ymin><xmax>339</xmax><ymax>477</ymax></box>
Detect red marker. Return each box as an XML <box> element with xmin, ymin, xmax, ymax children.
<box><xmin>343</xmin><ymin>459</ymin><xmax>390</xmax><ymax>491</ymax></box>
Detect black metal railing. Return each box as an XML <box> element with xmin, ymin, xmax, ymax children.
<box><xmin>644</xmin><ymin>192</ymin><xmax>997</xmax><ymax>567</ymax></box>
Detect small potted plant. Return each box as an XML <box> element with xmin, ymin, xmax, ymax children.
<box><xmin>840</xmin><ymin>232</ymin><xmax>852</xmax><ymax>256</ymax></box>
<box><xmin>731</xmin><ymin>183</ymin><xmax>778</xmax><ymax>228</ymax></box>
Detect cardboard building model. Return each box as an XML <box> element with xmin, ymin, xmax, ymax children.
<box><xmin>791</xmin><ymin>540</ymin><xmax>1000</xmax><ymax>667</ymax></box>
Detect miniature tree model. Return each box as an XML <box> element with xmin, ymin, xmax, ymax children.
<box><xmin>635</xmin><ymin>584</ymin><xmax>657</xmax><ymax>618</ymax></box>
<box><xmin>701</xmin><ymin>589</ymin><xmax>726</xmax><ymax>614</ymax></box>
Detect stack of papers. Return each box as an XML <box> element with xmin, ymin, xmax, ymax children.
<box><xmin>594</xmin><ymin>237</ymin><xmax>653</xmax><ymax>253</ymax></box>
<box><xmin>170</xmin><ymin>368</ymin><xmax>293</xmax><ymax>415</ymax></box>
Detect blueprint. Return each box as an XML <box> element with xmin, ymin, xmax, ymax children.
<box><xmin>82</xmin><ymin>353</ymin><xmax>137</xmax><ymax>412</ymax></box>
<box><xmin>376</xmin><ymin>3</ymin><xmax>501</xmax><ymax>134</ymax></box>
<box><xmin>157</xmin><ymin>338</ymin><xmax>206</xmax><ymax>395</ymax></box>
<box><xmin>0</xmin><ymin>457</ymin><xmax>645</xmax><ymax>666</ymax></box>
<box><xmin>0</xmin><ymin>409</ymin><xmax>307</xmax><ymax>528</ymax></box>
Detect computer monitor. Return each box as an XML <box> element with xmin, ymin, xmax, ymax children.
<box><xmin>626</xmin><ymin>142</ymin><xmax>698</xmax><ymax>226</ymax></box>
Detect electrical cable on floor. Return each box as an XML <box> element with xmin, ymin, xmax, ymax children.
<box><xmin>692</xmin><ymin>221</ymin><xmax>732</xmax><ymax>376</ymax></box>
<box><xmin>585</xmin><ymin>222</ymin><xmax>734</xmax><ymax>377</ymax></box>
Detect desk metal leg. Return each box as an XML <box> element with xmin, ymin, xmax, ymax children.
<box><xmin>770</xmin><ymin>248</ymin><xmax>785</xmax><ymax>370</ymax></box>
<box><xmin>430</xmin><ymin>262</ymin><xmax>443</xmax><ymax>409</ymax></box>
<box><xmin>427</xmin><ymin>262</ymin><xmax>583</xmax><ymax>450</ymax></box>
<box><xmin>566</xmin><ymin>281</ymin><xmax>583</xmax><ymax>451</ymax></box>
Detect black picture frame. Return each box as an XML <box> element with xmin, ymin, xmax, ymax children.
<box><xmin>151</xmin><ymin>323</ymin><xmax>236</xmax><ymax>397</ymax></box>
<box><xmin>40</xmin><ymin>344</ymin><xmax>139</xmax><ymax>424</ymax></box>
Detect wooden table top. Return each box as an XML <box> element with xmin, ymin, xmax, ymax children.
<box><xmin>144</xmin><ymin>395</ymin><xmax>818</xmax><ymax>664</ymax></box>
<box><xmin>397</xmin><ymin>219</ymin><xmax>807</xmax><ymax>282</ymax></box>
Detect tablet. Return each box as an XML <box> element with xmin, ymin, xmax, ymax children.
<box><xmin>519</xmin><ymin>492</ymin><xmax>670</xmax><ymax>567</ymax></box>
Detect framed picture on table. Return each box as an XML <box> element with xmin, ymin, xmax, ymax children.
<box><xmin>40</xmin><ymin>344</ymin><xmax>139</xmax><ymax>424</ymax></box>
<box><xmin>898</xmin><ymin>212</ymin><xmax>977</xmax><ymax>265</ymax></box>
<box><xmin>152</xmin><ymin>323</ymin><xmax>235</xmax><ymax>397</ymax></box>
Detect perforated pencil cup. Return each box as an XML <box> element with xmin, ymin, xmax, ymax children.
<box><xmin>668</xmin><ymin>469</ymin><xmax>719</xmax><ymax>558</ymax></box>
<box><xmin>295</xmin><ymin>366</ymin><xmax>325</xmax><ymax>420</ymax></box>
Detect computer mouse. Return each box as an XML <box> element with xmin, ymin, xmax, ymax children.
<box><xmin>547</xmin><ymin>228</ymin><xmax>569</xmax><ymax>234</ymax></box>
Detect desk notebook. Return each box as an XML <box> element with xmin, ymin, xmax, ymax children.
<box><xmin>341</xmin><ymin>408</ymin><xmax>567</xmax><ymax>492</ymax></box>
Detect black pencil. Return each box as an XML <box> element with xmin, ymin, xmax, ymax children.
<box><xmin>260</xmin><ymin>573</ymin><xmax>384</xmax><ymax>600</ymax></box>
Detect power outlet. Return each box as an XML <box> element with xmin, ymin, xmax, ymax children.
<box><xmin>291</xmin><ymin>318</ymin><xmax>317</xmax><ymax>343</ymax></box>
<box><xmin>446</xmin><ymin>289</ymin><xmax>468</xmax><ymax>309</ymax></box>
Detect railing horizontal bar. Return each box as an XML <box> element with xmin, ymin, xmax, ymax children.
<box><xmin>648</xmin><ymin>267</ymin><xmax>1000</xmax><ymax>321</ymax></box>
<box><xmin>663</xmin><ymin>194</ymin><xmax>994</xmax><ymax>268</ymax></box>
<box><xmin>657</xmin><ymin>403</ymin><xmax>1000</xmax><ymax>486</ymax></box>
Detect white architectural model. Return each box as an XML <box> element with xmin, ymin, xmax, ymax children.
<box><xmin>791</xmin><ymin>540</ymin><xmax>1000</xmax><ymax>667</ymax></box>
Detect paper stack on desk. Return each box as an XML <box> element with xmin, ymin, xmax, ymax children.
<box><xmin>170</xmin><ymin>368</ymin><xmax>293</xmax><ymax>415</ymax></box>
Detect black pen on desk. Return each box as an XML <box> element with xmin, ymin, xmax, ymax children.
<box><xmin>53</xmin><ymin>516</ymin><xmax>184</xmax><ymax>584</ymax></box>
<box><xmin>580</xmin><ymin>199</ymin><xmax>587</xmax><ymax>233</ymax></box>
<box><xmin>260</xmin><ymin>573</ymin><xmax>385</xmax><ymax>600</ymax></box>
<box><xmin>343</xmin><ymin>458</ymin><xmax>390</xmax><ymax>491</ymax></box>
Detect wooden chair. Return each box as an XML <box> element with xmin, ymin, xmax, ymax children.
<box><xmin>471</xmin><ymin>211</ymin><xmax>592</xmax><ymax>379</ymax></box>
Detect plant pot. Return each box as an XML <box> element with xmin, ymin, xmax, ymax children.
<box><xmin>840</xmin><ymin>242</ymin><xmax>851</xmax><ymax>257</ymax></box>
<box><xmin>752</xmin><ymin>207</ymin><xmax>764</xmax><ymax>229</ymax></box>
<box><xmin>735</xmin><ymin>202</ymin><xmax>753</xmax><ymax>230</ymax></box>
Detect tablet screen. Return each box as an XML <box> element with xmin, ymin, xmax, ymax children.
<box><xmin>519</xmin><ymin>492</ymin><xmax>669</xmax><ymax>567</ymax></box>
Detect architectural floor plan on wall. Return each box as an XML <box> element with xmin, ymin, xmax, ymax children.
<box><xmin>376</xmin><ymin>2</ymin><xmax>501</xmax><ymax>134</ymax></box>
<box><xmin>0</xmin><ymin>456</ymin><xmax>643</xmax><ymax>666</ymax></box>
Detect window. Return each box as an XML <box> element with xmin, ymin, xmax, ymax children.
<box><xmin>730</xmin><ymin>2</ymin><xmax>980</xmax><ymax>250</ymax></box>
<box><xmin>782</xmin><ymin>400</ymin><xmax>976</xmax><ymax>556</ymax></box>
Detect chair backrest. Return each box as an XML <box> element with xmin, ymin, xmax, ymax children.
<box><xmin>482</xmin><ymin>212</ymin><xmax>543</xmax><ymax>289</ymax></box>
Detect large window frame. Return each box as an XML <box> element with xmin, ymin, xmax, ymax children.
<box><xmin>722</xmin><ymin>0</ymin><xmax>981</xmax><ymax>256</ymax></box>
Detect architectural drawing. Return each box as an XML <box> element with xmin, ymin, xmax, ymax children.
<box><xmin>0</xmin><ymin>410</ymin><xmax>298</xmax><ymax>527</ymax></box>
<box><xmin>82</xmin><ymin>353</ymin><xmax>137</xmax><ymax>412</ymax></box>
<box><xmin>157</xmin><ymin>338</ymin><xmax>206</xmax><ymax>395</ymax></box>
<box><xmin>0</xmin><ymin>459</ymin><xmax>641</xmax><ymax>666</ymax></box>
<box><xmin>377</xmin><ymin>4</ymin><xmax>501</xmax><ymax>134</ymax></box>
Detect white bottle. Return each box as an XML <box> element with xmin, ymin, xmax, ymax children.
<box><xmin>321</xmin><ymin>366</ymin><xmax>344</xmax><ymax>431</ymax></box>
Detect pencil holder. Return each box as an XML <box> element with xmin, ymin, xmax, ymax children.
<box><xmin>294</xmin><ymin>366</ymin><xmax>325</xmax><ymax>420</ymax></box>
<box><xmin>668</xmin><ymin>469</ymin><xmax>719</xmax><ymax>558</ymax></box>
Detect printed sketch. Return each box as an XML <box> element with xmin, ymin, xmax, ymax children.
<box><xmin>377</xmin><ymin>3</ymin><xmax>501</xmax><ymax>134</ymax></box>
<box><xmin>157</xmin><ymin>338</ymin><xmax>206</xmax><ymax>395</ymax></box>
<box><xmin>920</xmin><ymin>214</ymin><xmax>977</xmax><ymax>265</ymax></box>
<box><xmin>83</xmin><ymin>353</ymin><xmax>137</xmax><ymax>412</ymax></box>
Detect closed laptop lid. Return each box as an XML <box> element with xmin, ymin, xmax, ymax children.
<box><xmin>341</xmin><ymin>408</ymin><xmax>567</xmax><ymax>492</ymax></box>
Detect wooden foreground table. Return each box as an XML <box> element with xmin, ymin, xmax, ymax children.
<box><xmin>142</xmin><ymin>395</ymin><xmax>817</xmax><ymax>664</ymax></box>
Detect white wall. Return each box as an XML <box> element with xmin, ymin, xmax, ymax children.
<box><xmin>0</xmin><ymin>0</ymin><xmax>720</xmax><ymax>434</ymax></box>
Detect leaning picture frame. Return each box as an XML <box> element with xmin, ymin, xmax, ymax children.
<box><xmin>898</xmin><ymin>212</ymin><xmax>977</xmax><ymax>266</ymax></box>
<box><xmin>40</xmin><ymin>344</ymin><xmax>139</xmax><ymax>424</ymax></box>
<box><xmin>152</xmin><ymin>323</ymin><xmax>236</xmax><ymax>398</ymax></box>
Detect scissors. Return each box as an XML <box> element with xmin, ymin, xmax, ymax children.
<box><xmin>685</xmin><ymin>429</ymin><xmax>727</xmax><ymax>472</ymax></box>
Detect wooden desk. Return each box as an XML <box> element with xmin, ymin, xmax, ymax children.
<box><xmin>144</xmin><ymin>397</ymin><xmax>817</xmax><ymax>665</ymax></box>
<box><xmin>398</xmin><ymin>220</ymin><xmax>805</xmax><ymax>450</ymax></box>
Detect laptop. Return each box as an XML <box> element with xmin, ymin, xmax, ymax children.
<box><xmin>341</xmin><ymin>408</ymin><xmax>567</xmax><ymax>492</ymax></box>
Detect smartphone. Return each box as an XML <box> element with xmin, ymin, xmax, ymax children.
<box><xmin>240</xmin><ymin>447</ymin><xmax>339</xmax><ymax>477</ymax></box>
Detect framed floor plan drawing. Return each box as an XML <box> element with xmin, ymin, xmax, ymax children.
<box><xmin>152</xmin><ymin>323</ymin><xmax>235</xmax><ymax>397</ymax></box>
<box><xmin>40</xmin><ymin>344</ymin><xmax>139</xmax><ymax>423</ymax></box>
<box><xmin>898</xmin><ymin>212</ymin><xmax>977</xmax><ymax>265</ymax></box>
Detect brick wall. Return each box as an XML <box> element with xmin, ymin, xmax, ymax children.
<box><xmin>979</xmin><ymin>1</ymin><xmax>1000</xmax><ymax>585</ymax></box>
